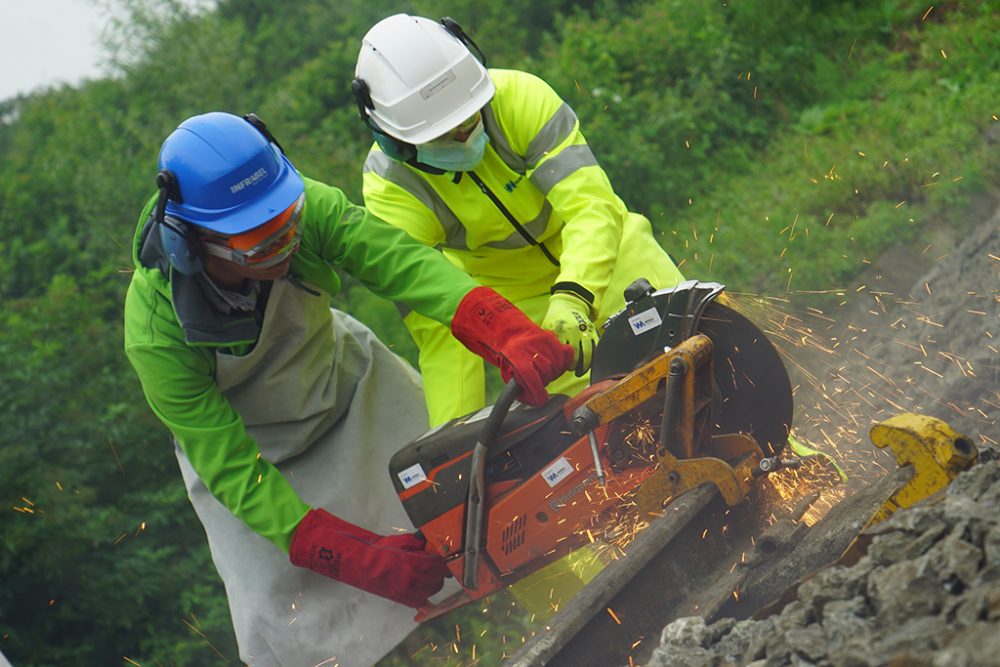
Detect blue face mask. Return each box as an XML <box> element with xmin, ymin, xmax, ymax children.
<box><xmin>416</xmin><ymin>121</ymin><xmax>489</xmax><ymax>172</ymax></box>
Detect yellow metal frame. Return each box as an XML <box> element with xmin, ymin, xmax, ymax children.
<box><xmin>634</xmin><ymin>433</ymin><xmax>761</xmax><ymax>514</ymax></box>
<box><xmin>575</xmin><ymin>334</ymin><xmax>764</xmax><ymax>516</ymax></box>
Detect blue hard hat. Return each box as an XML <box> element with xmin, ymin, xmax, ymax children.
<box><xmin>157</xmin><ymin>112</ymin><xmax>304</xmax><ymax>235</ymax></box>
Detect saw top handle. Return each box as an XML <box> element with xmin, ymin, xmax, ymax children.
<box><xmin>463</xmin><ymin>379</ymin><xmax>522</xmax><ymax>587</ymax></box>
<box><xmin>481</xmin><ymin>380</ymin><xmax>522</xmax><ymax>450</ymax></box>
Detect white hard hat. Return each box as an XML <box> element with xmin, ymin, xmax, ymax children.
<box><xmin>355</xmin><ymin>14</ymin><xmax>495</xmax><ymax>145</ymax></box>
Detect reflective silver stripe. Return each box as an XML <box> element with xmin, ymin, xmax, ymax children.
<box><xmin>529</xmin><ymin>144</ymin><xmax>599</xmax><ymax>195</ymax></box>
<box><xmin>524</xmin><ymin>103</ymin><xmax>579</xmax><ymax>167</ymax></box>
<box><xmin>482</xmin><ymin>103</ymin><xmax>580</xmax><ymax>175</ymax></box>
<box><xmin>481</xmin><ymin>105</ymin><xmax>525</xmax><ymax>174</ymax></box>
<box><xmin>364</xmin><ymin>151</ymin><xmax>468</xmax><ymax>250</ymax></box>
<box><xmin>483</xmin><ymin>200</ymin><xmax>553</xmax><ymax>249</ymax></box>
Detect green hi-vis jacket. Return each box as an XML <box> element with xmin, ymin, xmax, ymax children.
<box><xmin>362</xmin><ymin>68</ymin><xmax>629</xmax><ymax>309</ymax></box>
<box><xmin>123</xmin><ymin>177</ymin><xmax>479</xmax><ymax>552</ymax></box>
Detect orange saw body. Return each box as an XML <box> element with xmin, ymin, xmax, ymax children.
<box><xmin>387</xmin><ymin>280</ymin><xmax>794</xmax><ymax>621</ymax></box>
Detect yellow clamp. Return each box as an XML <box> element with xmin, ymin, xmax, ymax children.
<box><xmin>866</xmin><ymin>413</ymin><xmax>978</xmax><ymax>527</ymax></box>
<box><xmin>633</xmin><ymin>433</ymin><xmax>762</xmax><ymax>516</ymax></box>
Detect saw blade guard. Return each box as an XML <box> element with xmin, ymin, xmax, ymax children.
<box><xmin>592</xmin><ymin>278</ymin><xmax>794</xmax><ymax>457</ymax></box>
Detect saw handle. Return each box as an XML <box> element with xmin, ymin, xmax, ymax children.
<box><xmin>463</xmin><ymin>379</ymin><xmax>522</xmax><ymax>588</ymax></box>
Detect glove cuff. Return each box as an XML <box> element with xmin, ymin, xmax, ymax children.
<box><xmin>550</xmin><ymin>281</ymin><xmax>595</xmax><ymax>307</ymax></box>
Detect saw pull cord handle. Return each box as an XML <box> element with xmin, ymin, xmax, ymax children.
<box><xmin>463</xmin><ymin>379</ymin><xmax>522</xmax><ymax>588</ymax></box>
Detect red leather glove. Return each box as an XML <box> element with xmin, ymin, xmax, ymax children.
<box><xmin>289</xmin><ymin>509</ymin><xmax>450</xmax><ymax>608</ymax></box>
<box><xmin>451</xmin><ymin>286</ymin><xmax>574</xmax><ymax>406</ymax></box>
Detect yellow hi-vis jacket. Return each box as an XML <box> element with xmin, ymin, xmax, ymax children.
<box><xmin>363</xmin><ymin>68</ymin><xmax>684</xmax><ymax>426</ymax></box>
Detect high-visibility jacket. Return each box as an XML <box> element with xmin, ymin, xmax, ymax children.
<box><xmin>363</xmin><ymin>68</ymin><xmax>684</xmax><ymax>426</ymax></box>
<box><xmin>124</xmin><ymin>176</ymin><xmax>480</xmax><ymax>551</ymax></box>
<box><xmin>363</xmin><ymin>68</ymin><xmax>633</xmax><ymax>305</ymax></box>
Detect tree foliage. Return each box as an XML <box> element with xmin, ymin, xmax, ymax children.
<box><xmin>1</xmin><ymin>0</ymin><xmax>997</xmax><ymax>664</ymax></box>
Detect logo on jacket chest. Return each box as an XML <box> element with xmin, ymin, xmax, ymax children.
<box><xmin>504</xmin><ymin>175</ymin><xmax>524</xmax><ymax>193</ymax></box>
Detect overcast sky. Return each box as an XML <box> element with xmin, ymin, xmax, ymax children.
<box><xmin>0</xmin><ymin>0</ymin><xmax>113</xmax><ymax>101</ymax></box>
<box><xmin>0</xmin><ymin>0</ymin><xmax>211</xmax><ymax>102</ymax></box>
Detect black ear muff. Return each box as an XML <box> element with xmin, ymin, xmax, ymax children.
<box><xmin>155</xmin><ymin>169</ymin><xmax>204</xmax><ymax>275</ymax></box>
<box><xmin>351</xmin><ymin>76</ymin><xmax>417</xmax><ymax>163</ymax></box>
<box><xmin>351</xmin><ymin>77</ymin><xmax>375</xmax><ymax>122</ymax></box>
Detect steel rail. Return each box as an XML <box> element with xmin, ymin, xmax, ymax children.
<box><xmin>502</xmin><ymin>484</ymin><xmax>718</xmax><ymax>667</ymax></box>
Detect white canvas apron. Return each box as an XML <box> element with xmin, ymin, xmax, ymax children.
<box><xmin>174</xmin><ymin>277</ymin><xmax>429</xmax><ymax>666</ymax></box>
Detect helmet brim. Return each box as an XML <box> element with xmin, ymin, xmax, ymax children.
<box><xmin>371</xmin><ymin>78</ymin><xmax>495</xmax><ymax>146</ymax></box>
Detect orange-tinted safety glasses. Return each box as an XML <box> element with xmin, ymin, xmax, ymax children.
<box><xmin>201</xmin><ymin>193</ymin><xmax>304</xmax><ymax>268</ymax></box>
<box><xmin>423</xmin><ymin>112</ymin><xmax>482</xmax><ymax>146</ymax></box>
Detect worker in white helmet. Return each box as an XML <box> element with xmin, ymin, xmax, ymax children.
<box><xmin>352</xmin><ymin>13</ymin><xmax>686</xmax><ymax>615</ymax></box>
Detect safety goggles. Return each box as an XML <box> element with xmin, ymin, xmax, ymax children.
<box><xmin>423</xmin><ymin>112</ymin><xmax>482</xmax><ymax>146</ymax></box>
<box><xmin>200</xmin><ymin>193</ymin><xmax>305</xmax><ymax>268</ymax></box>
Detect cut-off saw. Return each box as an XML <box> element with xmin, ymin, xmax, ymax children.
<box><xmin>388</xmin><ymin>279</ymin><xmax>794</xmax><ymax>621</ymax></box>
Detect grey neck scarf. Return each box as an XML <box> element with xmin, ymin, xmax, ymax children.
<box><xmin>200</xmin><ymin>272</ymin><xmax>261</xmax><ymax>313</ymax></box>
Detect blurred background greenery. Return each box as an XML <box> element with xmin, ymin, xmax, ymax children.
<box><xmin>1</xmin><ymin>0</ymin><xmax>997</xmax><ymax>664</ymax></box>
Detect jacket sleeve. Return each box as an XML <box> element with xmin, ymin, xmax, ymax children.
<box><xmin>501</xmin><ymin>69</ymin><xmax>627</xmax><ymax>311</ymax></box>
<box><xmin>300</xmin><ymin>178</ymin><xmax>479</xmax><ymax>326</ymax></box>
<box><xmin>123</xmin><ymin>273</ymin><xmax>311</xmax><ymax>553</ymax></box>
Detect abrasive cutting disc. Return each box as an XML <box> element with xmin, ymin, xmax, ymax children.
<box><xmin>592</xmin><ymin>299</ymin><xmax>793</xmax><ymax>456</ymax></box>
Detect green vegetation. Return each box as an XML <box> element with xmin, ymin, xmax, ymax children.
<box><xmin>1</xmin><ymin>1</ymin><xmax>996</xmax><ymax>664</ymax></box>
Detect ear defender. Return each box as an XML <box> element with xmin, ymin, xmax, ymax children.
<box><xmin>155</xmin><ymin>169</ymin><xmax>204</xmax><ymax>275</ymax></box>
<box><xmin>351</xmin><ymin>77</ymin><xmax>417</xmax><ymax>163</ymax></box>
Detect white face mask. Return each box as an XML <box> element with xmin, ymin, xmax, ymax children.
<box><xmin>416</xmin><ymin>121</ymin><xmax>489</xmax><ymax>172</ymax></box>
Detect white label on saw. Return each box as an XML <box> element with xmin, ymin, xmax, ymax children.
<box><xmin>397</xmin><ymin>463</ymin><xmax>428</xmax><ymax>490</ymax></box>
<box><xmin>541</xmin><ymin>457</ymin><xmax>574</xmax><ymax>488</ymax></box>
<box><xmin>628</xmin><ymin>307</ymin><xmax>662</xmax><ymax>335</ymax></box>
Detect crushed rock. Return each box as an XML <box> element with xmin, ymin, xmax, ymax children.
<box><xmin>640</xmin><ymin>209</ymin><xmax>1000</xmax><ymax>667</ymax></box>
<box><xmin>644</xmin><ymin>461</ymin><xmax>1000</xmax><ymax>667</ymax></box>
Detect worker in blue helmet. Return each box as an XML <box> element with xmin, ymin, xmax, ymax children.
<box><xmin>124</xmin><ymin>111</ymin><xmax>573</xmax><ymax>667</ymax></box>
